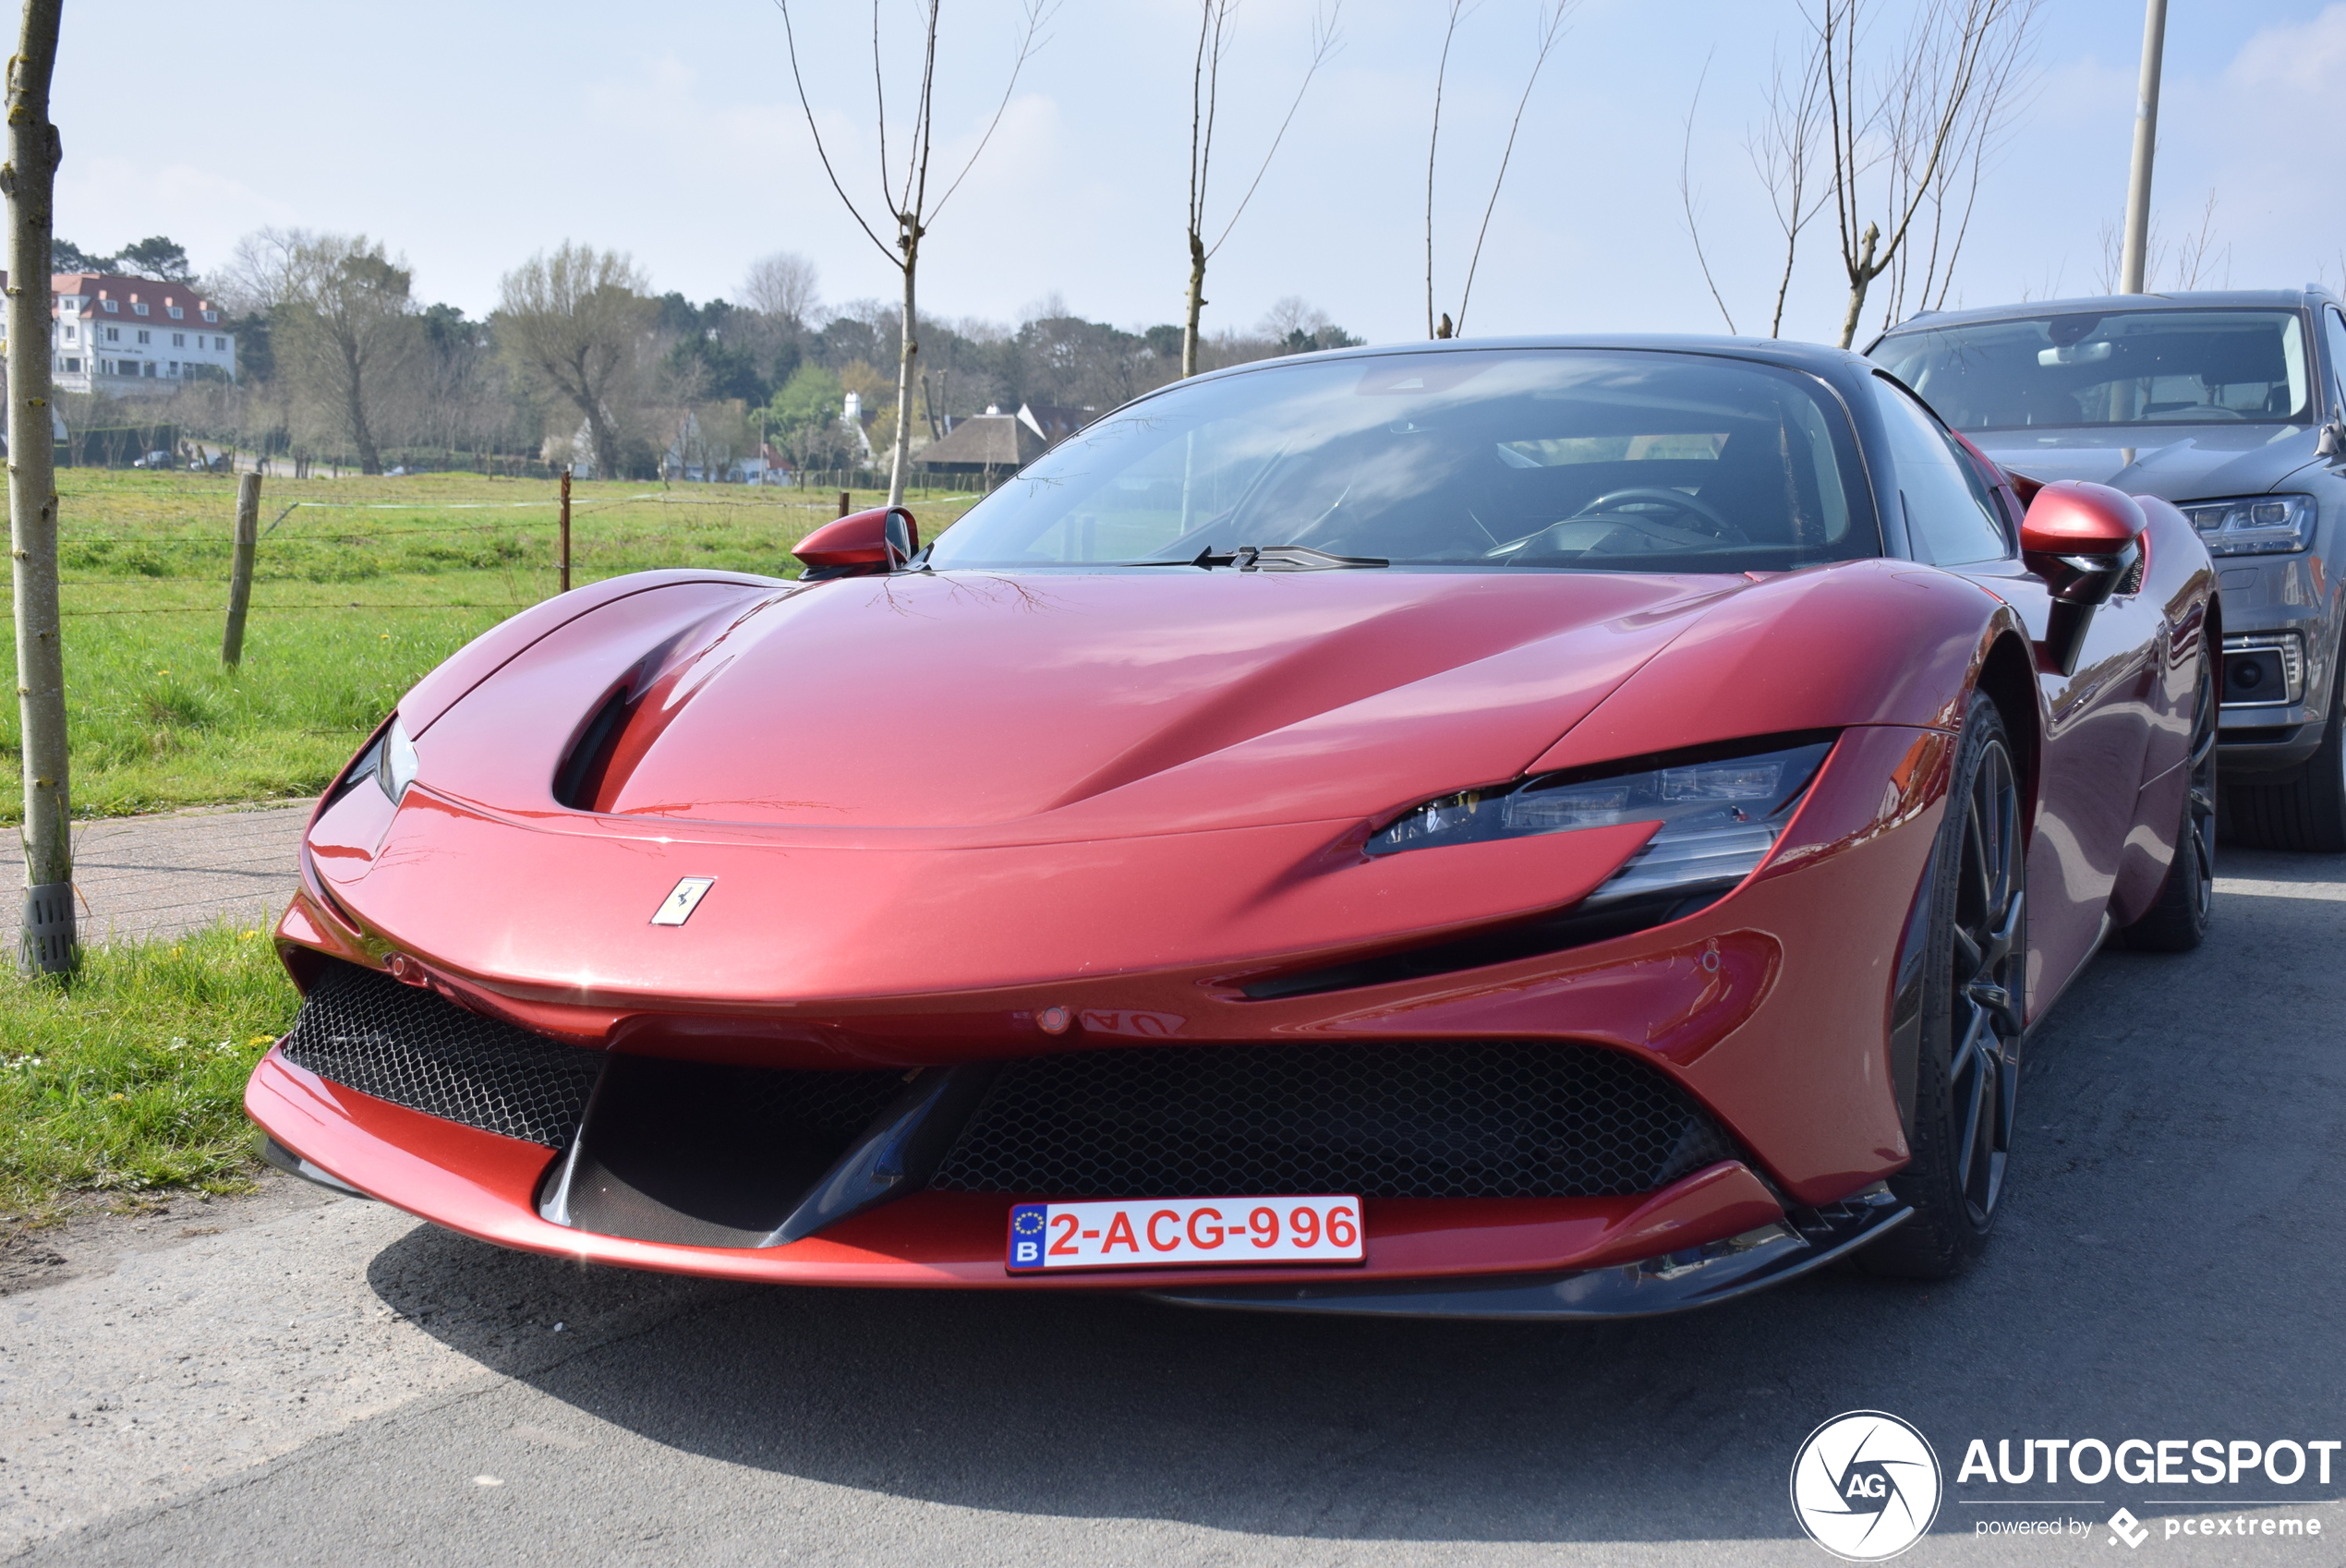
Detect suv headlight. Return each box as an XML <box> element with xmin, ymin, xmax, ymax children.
<box><xmin>375</xmin><ymin>714</ymin><xmax>419</xmax><ymax>804</ymax></box>
<box><xmin>2182</xmin><ymin>494</ymin><xmax>2315</xmax><ymax>556</ymax></box>
<box><xmin>1365</xmin><ymin>736</ymin><xmax>1834</xmax><ymax>905</ymax></box>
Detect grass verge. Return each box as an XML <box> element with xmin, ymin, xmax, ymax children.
<box><xmin>0</xmin><ymin>923</ymin><xmax>299</xmax><ymax>1211</ymax></box>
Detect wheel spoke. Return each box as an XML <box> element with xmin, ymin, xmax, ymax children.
<box><xmin>1953</xmin><ymin>1010</ymin><xmax>1989</xmax><ymax>1199</ymax></box>
<box><xmin>1952</xmin><ymin>923</ymin><xmax>1983</xmax><ymax>979</ymax></box>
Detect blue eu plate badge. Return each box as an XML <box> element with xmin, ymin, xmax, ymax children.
<box><xmin>1006</xmin><ymin>1204</ymin><xmax>1049</xmax><ymax>1271</ymax></box>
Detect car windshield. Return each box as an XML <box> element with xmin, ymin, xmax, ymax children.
<box><xmin>1870</xmin><ymin>308</ymin><xmax>2313</xmax><ymax>430</ymax></box>
<box><xmin>925</xmin><ymin>348</ymin><xmax>1876</xmax><ymax>574</ymax></box>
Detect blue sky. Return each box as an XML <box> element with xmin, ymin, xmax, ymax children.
<box><xmin>55</xmin><ymin>1</ymin><xmax>2346</xmax><ymax>344</ymax></box>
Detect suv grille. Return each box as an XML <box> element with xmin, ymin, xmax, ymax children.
<box><xmin>927</xmin><ymin>1040</ymin><xmax>1737</xmax><ymax>1200</ymax></box>
<box><xmin>280</xmin><ymin>960</ymin><xmax>605</xmax><ymax>1147</ymax></box>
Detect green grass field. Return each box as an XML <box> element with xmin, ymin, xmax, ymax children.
<box><xmin>0</xmin><ymin>469</ymin><xmax>981</xmax><ymax>822</ymax></box>
<box><xmin>0</xmin><ymin>923</ymin><xmax>298</xmax><ymax>1209</ymax></box>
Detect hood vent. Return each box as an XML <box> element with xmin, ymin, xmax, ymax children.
<box><xmin>552</xmin><ymin>684</ymin><xmax>637</xmax><ymax>810</ymax></box>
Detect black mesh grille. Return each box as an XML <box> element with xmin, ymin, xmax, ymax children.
<box><xmin>928</xmin><ymin>1041</ymin><xmax>1738</xmax><ymax>1200</ymax></box>
<box><xmin>281</xmin><ymin>961</ymin><xmax>605</xmax><ymax>1147</ymax></box>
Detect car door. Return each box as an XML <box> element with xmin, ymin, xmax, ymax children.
<box><xmin>1870</xmin><ymin>374</ymin><xmax>2162</xmax><ymax>1011</ymax></box>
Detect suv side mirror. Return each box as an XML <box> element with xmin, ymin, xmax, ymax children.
<box><xmin>2019</xmin><ymin>480</ymin><xmax>2146</xmax><ymax>675</ymax></box>
<box><xmin>792</xmin><ymin>506</ymin><xmax>920</xmax><ymax>580</ymax></box>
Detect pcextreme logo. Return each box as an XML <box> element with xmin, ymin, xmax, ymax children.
<box><xmin>1790</xmin><ymin>1411</ymin><xmax>1944</xmax><ymax>1562</ymax></box>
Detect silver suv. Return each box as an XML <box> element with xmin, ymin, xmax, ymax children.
<box><xmin>1870</xmin><ymin>290</ymin><xmax>2346</xmax><ymax>850</ymax></box>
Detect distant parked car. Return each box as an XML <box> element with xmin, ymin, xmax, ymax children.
<box><xmin>1871</xmin><ymin>290</ymin><xmax>2346</xmax><ymax>849</ymax></box>
<box><xmin>130</xmin><ymin>449</ymin><xmax>173</xmax><ymax>469</ymax></box>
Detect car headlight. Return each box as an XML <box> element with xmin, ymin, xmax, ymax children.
<box><xmin>2182</xmin><ymin>494</ymin><xmax>2315</xmax><ymax>556</ymax></box>
<box><xmin>1365</xmin><ymin>736</ymin><xmax>1834</xmax><ymax>905</ymax></box>
<box><xmin>375</xmin><ymin>714</ymin><xmax>419</xmax><ymax>804</ymax></box>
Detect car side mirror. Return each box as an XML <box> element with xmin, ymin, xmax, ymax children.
<box><xmin>792</xmin><ymin>506</ymin><xmax>920</xmax><ymax>580</ymax></box>
<box><xmin>2318</xmin><ymin>416</ymin><xmax>2346</xmax><ymax>464</ymax></box>
<box><xmin>2019</xmin><ymin>480</ymin><xmax>2146</xmax><ymax>676</ymax></box>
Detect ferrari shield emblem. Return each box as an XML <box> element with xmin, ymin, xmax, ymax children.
<box><xmin>650</xmin><ymin>876</ymin><xmax>716</xmax><ymax>926</ymax></box>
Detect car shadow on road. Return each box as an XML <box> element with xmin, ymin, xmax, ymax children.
<box><xmin>364</xmin><ymin>874</ymin><xmax>2346</xmax><ymax>1548</ymax></box>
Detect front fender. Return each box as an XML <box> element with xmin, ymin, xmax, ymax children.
<box><xmin>1528</xmin><ymin>557</ymin><xmax>2024</xmax><ymax>773</ymax></box>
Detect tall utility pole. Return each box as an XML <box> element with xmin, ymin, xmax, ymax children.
<box><xmin>6</xmin><ymin>0</ymin><xmax>67</xmax><ymax>973</ymax></box>
<box><xmin>2118</xmin><ymin>0</ymin><xmax>2168</xmax><ymax>296</ymax></box>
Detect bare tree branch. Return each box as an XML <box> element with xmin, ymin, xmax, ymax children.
<box><xmin>928</xmin><ymin>0</ymin><xmax>1057</xmax><ymax>225</ymax></box>
<box><xmin>1747</xmin><ymin>39</ymin><xmax>1832</xmax><ymax>337</ymax></box>
<box><xmin>1425</xmin><ymin>0</ymin><xmax>1471</xmax><ymax>340</ymax></box>
<box><xmin>776</xmin><ymin>0</ymin><xmax>895</xmax><ymax>264</ymax></box>
<box><xmin>1455</xmin><ymin>0</ymin><xmax>1575</xmax><ymax>335</ymax></box>
<box><xmin>1208</xmin><ymin>3</ymin><xmax>1342</xmax><ymax>257</ymax></box>
<box><xmin>1182</xmin><ymin>1</ymin><xmax>1340</xmax><ymax>378</ymax></box>
<box><xmin>1812</xmin><ymin>0</ymin><xmax>2038</xmax><ymax>346</ymax></box>
<box><xmin>1679</xmin><ymin>52</ymin><xmax>1739</xmax><ymax>334</ymax></box>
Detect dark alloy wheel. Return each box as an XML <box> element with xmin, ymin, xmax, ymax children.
<box><xmin>2122</xmin><ymin>650</ymin><xmax>2217</xmax><ymax>952</ymax></box>
<box><xmin>1861</xmin><ymin>693</ymin><xmax>2026</xmax><ymax>1279</ymax></box>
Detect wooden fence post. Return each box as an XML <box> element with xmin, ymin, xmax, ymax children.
<box><xmin>559</xmin><ymin>465</ymin><xmax>573</xmax><ymax>593</ymax></box>
<box><xmin>837</xmin><ymin>489</ymin><xmax>851</xmax><ymax>519</ymax></box>
<box><xmin>222</xmin><ymin>471</ymin><xmax>260</xmax><ymax>666</ymax></box>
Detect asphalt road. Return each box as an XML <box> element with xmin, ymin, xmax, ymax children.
<box><xmin>7</xmin><ymin>848</ymin><xmax>2345</xmax><ymax>1566</ymax></box>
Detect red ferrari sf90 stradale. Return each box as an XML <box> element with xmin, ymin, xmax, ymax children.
<box><xmin>248</xmin><ymin>338</ymin><xmax>2217</xmax><ymax>1317</ymax></box>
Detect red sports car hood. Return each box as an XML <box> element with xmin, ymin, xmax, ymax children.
<box><xmin>306</xmin><ymin>558</ymin><xmax>2001</xmax><ymax>1004</ymax></box>
<box><xmin>429</xmin><ymin>567</ymin><xmax>1747</xmax><ymax>836</ymax></box>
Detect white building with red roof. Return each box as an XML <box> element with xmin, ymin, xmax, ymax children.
<box><xmin>43</xmin><ymin>272</ymin><xmax>235</xmax><ymax>394</ymax></box>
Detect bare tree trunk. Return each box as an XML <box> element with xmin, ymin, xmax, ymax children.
<box><xmin>343</xmin><ymin>344</ymin><xmax>381</xmax><ymax>475</ymax></box>
<box><xmin>1181</xmin><ymin>234</ymin><xmax>1206</xmax><ymax>379</ymax></box>
<box><xmin>890</xmin><ymin>226</ymin><xmax>917</xmax><ymax>508</ymax></box>
<box><xmin>585</xmin><ymin>404</ymin><xmax>621</xmax><ymax>481</ymax></box>
<box><xmin>6</xmin><ymin>0</ymin><xmax>67</xmax><ymax>971</ymax></box>
<box><xmin>1838</xmin><ymin>222</ymin><xmax>1880</xmax><ymax>349</ymax></box>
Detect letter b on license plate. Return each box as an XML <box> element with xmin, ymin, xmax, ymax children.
<box><xmin>1005</xmin><ymin>1196</ymin><xmax>1362</xmax><ymax>1272</ymax></box>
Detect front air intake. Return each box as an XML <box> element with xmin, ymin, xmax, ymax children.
<box><xmin>280</xmin><ymin>959</ymin><xmax>605</xmax><ymax>1148</ymax></box>
<box><xmin>927</xmin><ymin>1039</ymin><xmax>1739</xmax><ymax>1200</ymax></box>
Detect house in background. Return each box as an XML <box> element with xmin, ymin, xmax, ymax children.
<box><xmin>37</xmin><ymin>272</ymin><xmax>236</xmax><ymax>395</ymax></box>
<box><xmin>914</xmin><ymin>404</ymin><xmax>1046</xmax><ymax>484</ymax></box>
<box><xmin>916</xmin><ymin>401</ymin><xmax>1091</xmax><ymax>486</ymax></box>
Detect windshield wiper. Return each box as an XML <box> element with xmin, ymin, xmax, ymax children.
<box><xmin>1124</xmin><ymin>544</ymin><xmax>1389</xmax><ymax>572</ymax></box>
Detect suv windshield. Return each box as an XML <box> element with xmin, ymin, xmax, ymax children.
<box><xmin>1871</xmin><ymin>308</ymin><xmax>2312</xmax><ymax>430</ymax></box>
<box><xmin>925</xmin><ymin>348</ymin><xmax>1876</xmax><ymax>574</ymax></box>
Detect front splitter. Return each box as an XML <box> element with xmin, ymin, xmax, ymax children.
<box><xmin>1140</xmin><ymin>1188</ymin><xmax>1908</xmax><ymax>1319</ymax></box>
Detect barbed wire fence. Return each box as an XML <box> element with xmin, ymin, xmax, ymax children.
<box><xmin>49</xmin><ymin>476</ymin><xmax>980</xmax><ymax>625</ymax></box>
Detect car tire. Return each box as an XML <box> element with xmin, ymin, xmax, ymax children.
<box><xmin>1858</xmin><ymin>693</ymin><xmax>2025</xmax><ymax>1282</ymax></box>
<box><xmin>2225</xmin><ymin>635</ymin><xmax>2346</xmax><ymax>853</ymax></box>
<box><xmin>2119</xmin><ymin>650</ymin><xmax>2217</xmax><ymax>952</ymax></box>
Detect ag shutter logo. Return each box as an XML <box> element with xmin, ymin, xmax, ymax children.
<box><xmin>1791</xmin><ymin>1411</ymin><xmax>1944</xmax><ymax>1562</ymax></box>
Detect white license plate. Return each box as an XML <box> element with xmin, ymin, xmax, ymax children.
<box><xmin>1005</xmin><ymin>1196</ymin><xmax>1363</xmax><ymax>1272</ymax></box>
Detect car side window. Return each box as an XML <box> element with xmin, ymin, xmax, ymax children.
<box><xmin>2324</xmin><ymin>309</ymin><xmax>2346</xmax><ymax>415</ymax></box>
<box><xmin>1871</xmin><ymin>376</ymin><xmax>2012</xmax><ymax>566</ymax></box>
